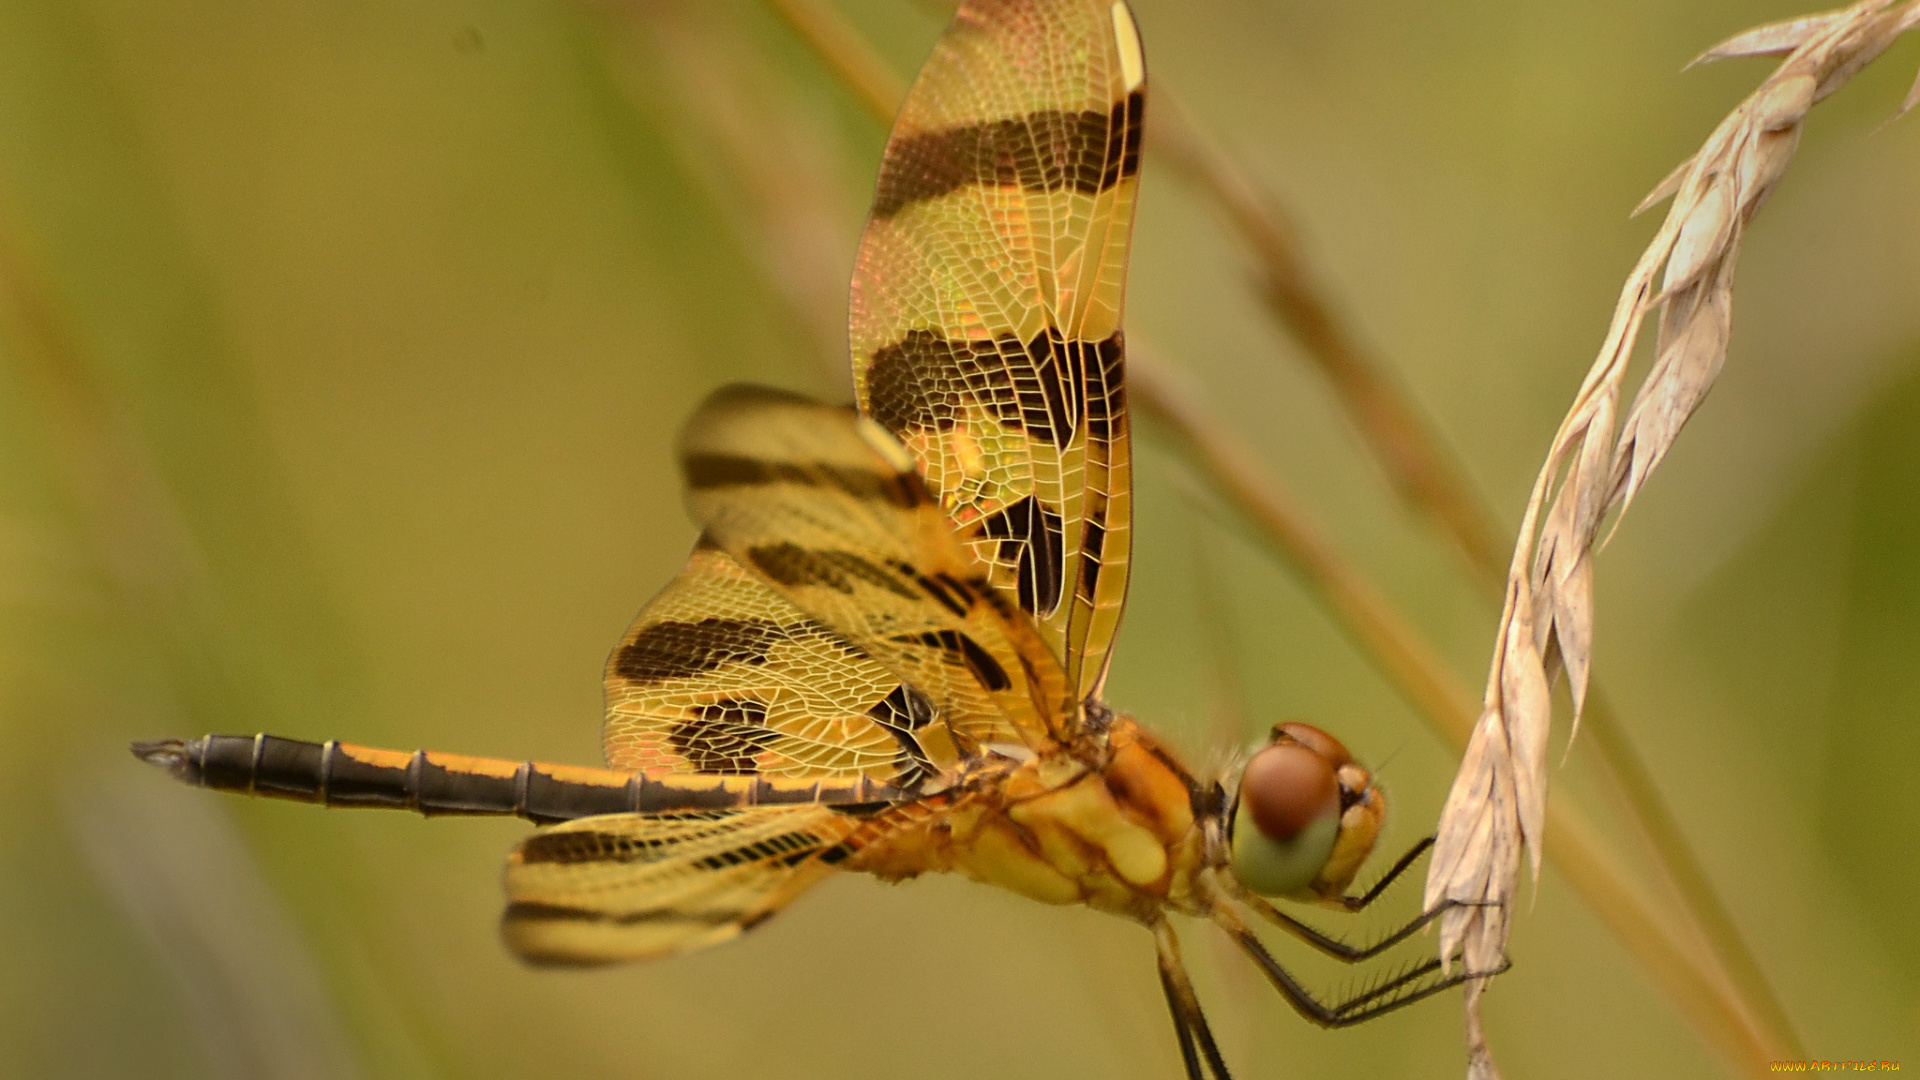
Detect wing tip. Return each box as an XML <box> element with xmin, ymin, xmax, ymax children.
<box><xmin>500</xmin><ymin>902</ymin><xmax>748</xmax><ymax>968</ymax></box>
<box><xmin>1111</xmin><ymin>2</ymin><xmax>1145</xmax><ymax>93</ymax></box>
<box><xmin>700</xmin><ymin>383</ymin><xmax>822</xmax><ymax>414</ymax></box>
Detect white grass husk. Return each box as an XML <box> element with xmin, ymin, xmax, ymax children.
<box><xmin>1423</xmin><ymin>2</ymin><xmax>1920</xmax><ymax>1075</ymax></box>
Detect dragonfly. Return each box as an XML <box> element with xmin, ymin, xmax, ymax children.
<box><xmin>134</xmin><ymin>2</ymin><xmax>1501</xmax><ymax>1076</ymax></box>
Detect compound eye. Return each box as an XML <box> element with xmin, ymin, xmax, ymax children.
<box><xmin>1241</xmin><ymin>742</ymin><xmax>1340</xmax><ymax>841</ymax></box>
<box><xmin>1228</xmin><ymin>742</ymin><xmax>1343</xmax><ymax>897</ymax></box>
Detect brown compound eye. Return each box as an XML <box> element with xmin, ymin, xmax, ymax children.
<box><xmin>1239</xmin><ymin>741</ymin><xmax>1340</xmax><ymax>842</ymax></box>
<box><xmin>1234</xmin><ymin>722</ymin><xmax>1386</xmax><ymax>900</ymax></box>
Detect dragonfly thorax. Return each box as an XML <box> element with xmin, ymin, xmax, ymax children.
<box><xmin>850</xmin><ymin>717</ymin><xmax>1216</xmax><ymax>921</ymax></box>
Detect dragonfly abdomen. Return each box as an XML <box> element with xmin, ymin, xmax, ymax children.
<box><xmin>132</xmin><ymin>734</ymin><xmax>909</xmax><ymax>824</ymax></box>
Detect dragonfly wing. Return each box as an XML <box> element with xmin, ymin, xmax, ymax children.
<box><xmin>503</xmin><ymin>804</ymin><xmax>877</xmax><ymax>965</ymax></box>
<box><xmin>534</xmin><ymin>534</ymin><xmax>955</xmax><ymax>966</ymax></box>
<box><xmin>680</xmin><ymin>384</ymin><xmax>1071</xmax><ymax>752</ymax></box>
<box><xmin>516</xmin><ymin>0</ymin><xmax>1146</xmax><ymax>970</ymax></box>
<box><xmin>850</xmin><ymin>0</ymin><xmax>1146</xmax><ymax>703</ymax></box>
<box><xmin>604</xmin><ymin>539</ymin><xmax>953</xmax><ymax>787</ymax></box>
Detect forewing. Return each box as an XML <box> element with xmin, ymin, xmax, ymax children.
<box><xmin>680</xmin><ymin>385</ymin><xmax>1071</xmax><ymax>752</ymax></box>
<box><xmin>850</xmin><ymin>0</ymin><xmax>1145</xmax><ymax>702</ymax></box>
<box><xmin>604</xmin><ymin>540</ymin><xmax>952</xmax><ymax>786</ymax></box>
<box><xmin>503</xmin><ymin>805</ymin><xmax>875</xmax><ymax>965</ymax></box>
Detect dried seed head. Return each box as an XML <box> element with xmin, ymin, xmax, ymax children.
<box><xmin>1427</xmin><ymin>3</ymin><xmax>1920</xmax><ymax>1073</ymax></box>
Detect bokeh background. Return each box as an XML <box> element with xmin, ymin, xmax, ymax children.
<box><xmin>2</xmin><ymin>1</ymin><xmax>1916</xmax><ymax>1077</ymax></box>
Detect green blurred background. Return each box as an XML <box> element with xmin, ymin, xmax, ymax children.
<box><xmin>1</xmin><ymin>1</ymin><xmax>1915</xmax><ymax>1077</ymax></box>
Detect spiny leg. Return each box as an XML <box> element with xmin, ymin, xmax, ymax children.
<box><xmin>1215</xmin><ymin>837</ymin><xmax>1462</xmax><ymax>963</ymax></box>
<box><xmin>1334</xmin><ymin>835</ymin><xmax>1433</xmax><ymax>912</ymax></box>
<box><xmin>1327</xmin><ymin>953</ymin><xmax>1509</xmax><ymax>1020</ymax></box>
<box><xmin>1212</xmin><ymin>905</ymin><xmax>1508</xmax><ymax>1029</ymax></box>
<box><xmin>1152</xmin><ymin>919</ymin><xmax>1233</xmax><ymax>1080</ymax></box>
<box><xmin>1228</xmin><ymin>885</ymin><xmax>1465</xmax><ymax>964</ymax></box>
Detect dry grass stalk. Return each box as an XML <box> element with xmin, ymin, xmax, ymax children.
<box><xmin>0</xmin><ymin>208</ymin><xmax>215</xmax><ymax>636</ymax></box>
<box><xmin>1425</xmin><ymin>2</ymin><xmax>1920</xmax><ymax>1074</ymax></box>
<box><xmin>1145</xmin><ymin>97</ymin><xmax>1513</xmax><ymax>593</ymax></box>
<box><xmin>612</xmin><ymin>0</ymin><xmax>869</xmax><ymax>394</ymax></box>
<box><xmin>758</xmin><ymin>0</ymin><xmax>909</xmax><ymax>131</ymax></box>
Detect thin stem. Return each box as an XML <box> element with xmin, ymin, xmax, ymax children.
<box><xmin>1146</xmin><ymin>98</ymin><xmax>1509</xmax><ymax>591</ymax></box>
<box><xmin>758</xmin><ymin>0</ymin><xmax>907</xmax><ymax>124</ymax></box>
<box><xmin>1130</xmin><ymin>353</ymin><xmax>1478</xmax><ymax>744</ymax></box>
<box><xmin>1546</xmin><ymin>800</ymin><xmax>1785</xmax><ymax>1077</ymax></box>
<box><xmin>1582</xmin><ymin>688</ymin><xmax>1805</xmax><ymax>1061</ymax></box>
<box><xmin>0</xmin><ymin>207</ymin><xmax>211</xmax><ymax>639</ymax></box>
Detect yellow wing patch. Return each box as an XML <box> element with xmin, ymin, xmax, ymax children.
<box><xmin>849</xmin><ymin>0</ymin><xmax>1145</xmax><ymax>702</ymax></box>
<box><xmin>603</xmin><ymin>541</ymin><xmax>951</xmax><ymax>786</ymax></box>
<box><xmin>679</xmin><ymin>385</ymin><xmax>1072</xmax><ymax>752</ymax></box>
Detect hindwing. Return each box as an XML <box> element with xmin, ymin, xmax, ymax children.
<box><xmin>502</xmin><ymin>805</ymin><xmax>879</xmax><ymax>964</ymax></box>
<box><xmin>603</xmin><ymin>540</ymin><xmax>950</xmax><ymax>787</ymax></box>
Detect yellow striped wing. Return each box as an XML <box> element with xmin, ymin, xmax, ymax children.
<box><xmin>680</xmin><ymin>385</ymin><xmax>1071</xmax><ymax>752</ymax></box>
<box><xmin>531</xmin><ymin>382</ymin><xmax>1077</xmax><ymax>966</ymax></box>
<box><xmin>850</xmin><ymin>0</ymin><xmax>1146</xmax><ymax>702</ymax></box>
<box><xmin>503</xmin><ymin>805</ymin><xmax>872</xmax><ymax>964</ymax></box>
<box><xmin>602</xmin><ymin>539</ymin><xmax>949</xmax><ymax>787</ymax></box>
<box><xmin>528</xmin><ymin>512</ymin><xmax>970</xmax><ymax>964</ymax></box>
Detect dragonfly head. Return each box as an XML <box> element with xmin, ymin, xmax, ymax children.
<box><xmin>1225</xmin><ymin>723</ymin><xmax>1384</xmax><ymax>903</ymax></box>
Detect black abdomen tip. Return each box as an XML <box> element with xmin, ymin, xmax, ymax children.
<box><xmin>130</xmin><ymin>738</ymin><xmax>200</xmax><ymax>783</ymax></box>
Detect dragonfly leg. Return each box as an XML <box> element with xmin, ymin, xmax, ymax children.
<box><xmin>1214</xmin><ymin>836</ymin><xmax>1493</xmax><ymax>964</ymax></box>
<box><xmin>1211</xmin><ymin>904</ymin><xmax>1510</xmax><ymax>1029</ymax></box>
<box><xmin>1152</xmin><ymin>919</ymin><xmax>1233</xmax><ymax>1080</ymax></box>
<box><xmin>1324</xmin><ymin>952</ymin><xmax>1508</xmax><ymax>1020</ymax></box>
<box><xmin>1157</xmin><ymin>962</ymin><xmax>1204</xmax><ymax>1080</ymax></box>
<box><xmin>1228</xmin><ymin>886</ymin><xmax>1470</xmax><ymax>963</ymax></box>
<box><xmin>1333</xmin><ymin>835</ymin><xmax>1433</xmax><ymax>912</ymax></box>
<box><xmin>1214</xmin><ymin>867</ymin><xmax>1474</xmax><ymax>967</ymax></box>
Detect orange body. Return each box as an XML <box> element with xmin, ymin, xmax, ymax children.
<box><xmin>852</xmin><ymin>719</ymin><xmax>1213</xmax><ymax>922</ymax></box>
